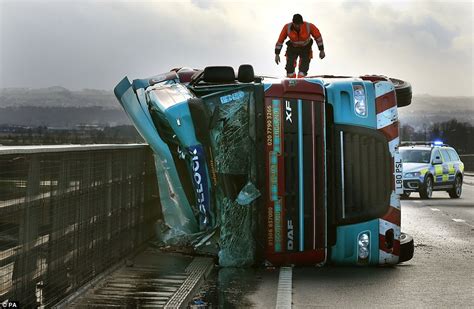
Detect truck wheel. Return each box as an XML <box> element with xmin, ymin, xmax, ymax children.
<box><xmin>419</xmin><ymin>175</ymin><xmax>433</xmax><ymax>199</ymax></box>
<box><xmin>399</xmin><ymin>233</ymin><xmax>414</xmax><ymax>263</ymax></box>
<box><xmin>448</xmin><ymin>175</ymin><xmax>463</xmax><ymax>198</ymax></box>
<box><xmin>390</xmin><ymin>78</ymin><xmax>412</xmax><ymax>107</ymax></box>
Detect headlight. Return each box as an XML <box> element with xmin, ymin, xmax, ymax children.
<box><xmin>404</xmin><ymin>172</ymin><xmax>421</xmax><ymax>178</ymax></box>
<box><xmin>353</xmin><ymin>85</ymin><xmax>367</xmax><ymax>117</ymax></box>
<box><xmin>358</xmin><ymin>232</ymin><xmax>370</xmax><ymax>260</ymax></box>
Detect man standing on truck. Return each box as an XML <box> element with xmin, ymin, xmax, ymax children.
<box><xmin>274</xmin><ymin>14</ymin><xmax>325</xmax><ymax>78</ymax></box>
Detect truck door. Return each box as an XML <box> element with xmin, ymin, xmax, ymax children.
<box><xmin>439</xmin><ymin>148</ymin><xmax>454</xmax><ymax>185</ymax></box>
<box><xmin>431</xmin><ymin>149</ymin><xmax>444</xmax><ymax>186</ymax></box>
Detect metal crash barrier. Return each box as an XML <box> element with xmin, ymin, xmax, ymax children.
<box><xmin>0</xmin><ymin>145</ymin><xmax>160</xmax><ymax>307</ymax></box>
<box><xmin>459</xmin><ymin>154</ymin><xmax>474</xmax><ymax>172</ymax></box>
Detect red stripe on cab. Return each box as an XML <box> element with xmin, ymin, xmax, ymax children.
<box><xmin>382</xmin><ymin>207</ymin><xmax>401</xmax><ymax>226</ymax></box>
<box><xmin>378</xmin><ymin>122</ymin><xmax>399</xmax><ymax>141</ymax></box>
<box><xmin>375</xmin><ymin>90</ymin><xmax>397</xmax><ymax>114</ymax></box>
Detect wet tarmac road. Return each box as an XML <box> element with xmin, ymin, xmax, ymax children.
<box><xmin>206</xmin><ymin>176</ymin><xmax>474</xmax><ymax>308</ymax></box>
<box><xmin>69</xmin><ymin>178</ymin><xmax>474</xmax><ymax>308</ymax></box>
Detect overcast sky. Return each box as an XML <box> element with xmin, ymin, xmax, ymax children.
<box><xmin>0</xmin><ymin>0</ymin><xmax>472</xmax><ymax>96</ymax></box>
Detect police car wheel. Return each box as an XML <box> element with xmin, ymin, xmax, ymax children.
<box><xmin>399</xmin><ymin>232</ymin><xmax>414</xmax><ymax>263</ymax></box>
<box><xmin>400</xmin><ymin>192</ymin><xmax>411</xmax><ymax>199</ymax></box>
<box><xmin>448</xmin><ymin>175</ymin><xmax>462</xmax><ymax>198</ymax></box>
<box><xmin>419</xmin><ymin>176</ymin><xmax>433</xmax><ymax>199</ymax></box>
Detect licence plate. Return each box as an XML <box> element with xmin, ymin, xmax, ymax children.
<box><xmin>394</xmin><ymin>152</ymin><xmax>403</xmax><ymax>194</ymax></box>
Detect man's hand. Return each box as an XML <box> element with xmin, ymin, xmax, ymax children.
<box><xmin>319</xmin><ymin>50</ymin><xmax>326</xmax><ymax>59</ymax></box>
<box><xmin>275</xmin><ymin>54</ymin><xmax>280</xmax><ymax>65</ymax></box>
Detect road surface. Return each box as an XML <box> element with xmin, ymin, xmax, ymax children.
<box><xmin>204</xmin><ymin>176</ymin><xmax>474</xmax><ymax>308</ymax></box>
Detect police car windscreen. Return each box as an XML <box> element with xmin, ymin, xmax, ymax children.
<box><xmin>400</xmin><ymin>149</ymin><xmax>431</xmax><ymax>163</ymax></box>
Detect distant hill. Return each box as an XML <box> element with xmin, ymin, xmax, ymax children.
<box><xmin>398</xmin><ymin>95</ymin><xmax>474</xmax><ymax>130</ymax></box>
<box><xmin>0</xmin><ymin>87</ymin><xmax>128</xmax><ymax>127</ymax></box>
<box><xmin>0</xmin><ymin>87</ymin><xmax>472</xmax><ymax>128</ymax></box>
<box><xmin>0</xmin><ymin>106</ymin><xmax>130</xmax><ymax>127</ymax></box>
<box><xmin>0</xmin><ymin>87</ymin><xmax>119</xmax><ymax>109</ymax></box>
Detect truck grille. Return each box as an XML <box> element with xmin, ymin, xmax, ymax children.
<box><xmin>335</xmin><ymin>126</ymin><xmax>391</xmax><ymax>223</ymax></box>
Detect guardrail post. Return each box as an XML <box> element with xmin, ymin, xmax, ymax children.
<box><xmin>13</xmin><ymin>155</ymin><xmax>40</xmax><ymax>305</ymax></box>
<box><xmin>106</xmin><ymin>152</ymin><xmax>112</xmax><ymax>243</ymax></box>
<box><xmin>120</xmin><ymin>151</ymin><xmax>127</xmax><ymax>255</ymax></box>
<box><xmin>44</xmin><ymin>157</ymin><xmax>70</xmax><ymax>304</ymax></box>
<box><xmin>134</xmin><ymin>151</ymin><xmax>144</xmax><ymax>246</ymax></box>
<box><xmin>82</xmin><ymin>153</ymin><xmax>92</xmax><ymax>280</ymax></box>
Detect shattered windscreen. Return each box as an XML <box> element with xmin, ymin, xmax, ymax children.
<box><xmin>144</xmin><ymin>83</ymin><xmax>261</xmax><ymax>267</ymax></box>
<box><xmin>203</xmin><ymin>86</ymin><xmax>259</xmax><ymax>266</ymax></box>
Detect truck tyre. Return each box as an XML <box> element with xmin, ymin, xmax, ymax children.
<box><xmin>448</xmin><ymin>175</ymin><xmax>463</xmax><ymax>198</ymax></box>
<box><xmin>390</xmin><ymin>78</ymin><xmax>412</xmax><ymax>107</ymax></box>
<box><xmin>419</xmin><ymin>175</ymin><xmax>433</xmax><ymax>199</ymax></box>
<box><xmin>399</xmin><ymin>233</ymin><xmax>414</xmax><ymax>263</ymax></box>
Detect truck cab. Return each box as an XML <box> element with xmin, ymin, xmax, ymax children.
<box><xmin>114</xmin><ymin>65</ymin><xmax>414</xmax><ymax>266</ymax></box>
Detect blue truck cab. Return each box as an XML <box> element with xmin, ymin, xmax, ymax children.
<box><xmin>114</xmin><ymin>65</ymin><xmax>414</xmax><ymax>266</ymax></box>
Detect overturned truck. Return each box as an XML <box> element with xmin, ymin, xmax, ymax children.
<box><xmin>114</xmin><ymin>65</ymin><xmax>414</xmax><ymax>267</ymax></box>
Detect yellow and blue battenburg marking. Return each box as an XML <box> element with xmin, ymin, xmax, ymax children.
<box><xmin>434</xmin><ymin>164</ymin><xmax>444</xmax><ymax>183</ymax></box>
<box><xmin>425</xmin><ymin>154</ymin><xmax>464</xmax><ymax>184</ymax></box>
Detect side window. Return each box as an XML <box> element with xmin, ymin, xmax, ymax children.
<box><xmin>448</xmin><ymin>149</ymin><xmax>460</xmax><ymax>161</ymax></box>
<box><xmin>431</xmin><ymin>149</ymin><xmax>441</xmax><ymax>162</ymax></box>
<box><xmin>439</xmin><ymin>149</ymin><xmax>451</xmax><ymax>162</ymax></box>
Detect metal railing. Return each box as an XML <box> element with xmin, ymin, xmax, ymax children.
<box><xmin>0</xmin><ymin>145</ymin><xmax>160</xmax><ymax>307</ymax></box>
<box><xmin>459</xmin><ymin>154</ymin><xmax>474</xmax><ymax>172</ymax></box>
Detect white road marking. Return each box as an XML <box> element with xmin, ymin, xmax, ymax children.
<box><xmin>164</xmin><ymin>257</ymin><xmax>214</xmax><ymax>309</ymax></box>
<box><xmin>413</xmin><ymin>200</ymin><xmax>422</xmax><ymax>204</ymax></box>
<box><xmin>426</xmin><ymin>209</ymin><xmax>473</xmax><ymax>228</ymax></box>
<box><xmin>452</xmin><ymin>218</ymin><xmax>474</xmax><ymax>228</ymax></box>
<box><xmin>276</xmin><ymin>267</ymin><xmax>292</xmax><ymax>309</ymax></box>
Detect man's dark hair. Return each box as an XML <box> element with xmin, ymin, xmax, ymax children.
<box><xmin>292</xmin><ymin>14</ymin><xmax>303</xmax><ymax>24</ymax></box>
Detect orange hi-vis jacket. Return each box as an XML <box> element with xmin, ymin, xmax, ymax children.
<box><xmin>275</xmin><ymin>21</ymin><xmax>324</xmax><ymax>55</ymax></box>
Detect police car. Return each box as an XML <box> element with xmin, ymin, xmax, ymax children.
<box><xmin>400</xmin><ymin>141</ymin><xmax>464</xmax><ymax>199</ymax></box>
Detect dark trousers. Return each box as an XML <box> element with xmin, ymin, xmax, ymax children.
<box><xmin>285</xmin><ymin>44</ymin><xmax>312</xmax><ymax>75</ymax></box>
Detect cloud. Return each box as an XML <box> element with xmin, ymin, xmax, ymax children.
<box><xmin>0</xmin><ymin>0</ymin><xmax>472</xmax><ymax>96</ymax></box>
